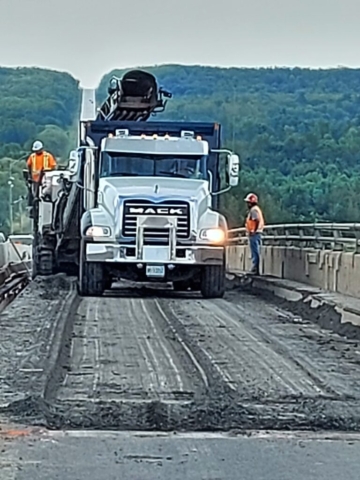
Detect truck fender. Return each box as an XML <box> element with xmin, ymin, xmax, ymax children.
<box><xmin>80</xmin><ymin>208</ymin><xmax>113</xmax><ymax>237</ymax></box>
<box><xmin>80</xmin><ymin>211</ymin><xmax>93</xmax><ymax>237</ymax></box>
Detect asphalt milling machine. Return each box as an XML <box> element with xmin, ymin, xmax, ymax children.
<box><xmin>26</xmin><ymin>69</ymin><xmax>240</xmax><ymax>298</ymax></box>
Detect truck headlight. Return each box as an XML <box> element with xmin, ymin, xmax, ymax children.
<box><xmin>85</xmin><ymin>226</ymin><xmax>111</xmax><ymax>237</ymax></box>
<box><xmin>199</xmin><ymin>228</ymin><xmax>226</xmax><ymax>243</ymax></box>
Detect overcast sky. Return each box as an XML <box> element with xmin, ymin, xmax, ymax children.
<box><xmin>0</xmin><ymin>0</ymin><xmax>358</xmax><ymax>87</ymax></box>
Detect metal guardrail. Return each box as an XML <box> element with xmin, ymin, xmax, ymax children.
<box><xmin>228</xmin><ymin>223</ymin><xmax>360</xmax><ymax>252</ymax></box>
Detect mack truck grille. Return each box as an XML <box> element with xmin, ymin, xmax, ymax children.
<box><xmin>123</xmin><ymin>200</ymin><xmax>190</xmax><ymax>242</ymax></box>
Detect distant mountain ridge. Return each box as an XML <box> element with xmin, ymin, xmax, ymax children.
<box><xmin>97</xmin><ymin>65</ymin><xmax>360</xmax><ymax>225</ymax></box>
<box><xmin>0</xmin><ymin>66</ymin><xmax>80</xmax><ymax>148</ymax></box>
<box><xmin>1</xmin><ymin>64</ymin><xmax>360</xmax><ymax>232</ymax></box>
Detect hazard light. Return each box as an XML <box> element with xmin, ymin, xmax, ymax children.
<box><xmin>115</xmin><ymin>129</ymin><xmax>129</xmax><ymax>137</ymax></box>
<box><xmin>181</xmin><ymin>131</ymin><xmax>195</xmax><ymax>138</ymax></box>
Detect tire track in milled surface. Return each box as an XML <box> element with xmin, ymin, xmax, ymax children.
<box><xmin>58</xmin><ymin>292</ymin><xmax>203</xmax><ymax>404</ymax></box>
<box><xmin>222</xmin><ymin>294</ymin><xmax>360</xmax><ymax>399</ymax></box>
<box><xmin>156</xmin><ymin>292</ymin><xmax>360</xmax><ymax>402</ymax></box>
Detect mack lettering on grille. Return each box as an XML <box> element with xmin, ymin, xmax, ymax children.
<box><xmin>127</xmin><ymin>207</ymin><xmax>186</xmax><ymax>215</ymax></box>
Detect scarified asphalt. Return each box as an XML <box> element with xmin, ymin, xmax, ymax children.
<box><xmin>2</xmin><ymin>278</ymin><xmax>360</xmax><ymax>431</ymax></box>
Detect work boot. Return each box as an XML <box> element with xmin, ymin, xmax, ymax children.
<box><xmin>250</xmin><ymin>265</ymin><xmax>260</xmax><ymax>276</ymax></box>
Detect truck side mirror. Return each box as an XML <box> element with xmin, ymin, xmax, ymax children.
<box><xmin>68</xmin><ymin>150</ymin><xmax>80</xmax><ymax>175</ymax></box>
<box><xmin>228</xmin><ymin>154</ymin><xmax>240</xmax><ymax>187</ymax></box>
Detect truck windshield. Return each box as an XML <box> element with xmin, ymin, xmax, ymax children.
<box><xmin>100</xmin><ymin>153</ymin><xmax>208</xmax><ymax>180</ymax></box>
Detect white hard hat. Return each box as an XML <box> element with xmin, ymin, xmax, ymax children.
<box><xmin>244</xmin><ymin>193</ymin><xmax>258</xmax><ymax>203</ymax></box>
<box><xmin>32</xmin><ymin>140</ymin><xmax>43</xmax><ymax>152</ymax></box>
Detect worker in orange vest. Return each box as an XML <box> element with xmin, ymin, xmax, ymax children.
<box><xmin>27</xmin><ymin>140</ymin><xmax>57</xmax><ymax>182</ymax></box>
<box><xmin>26</xmin><ymin>140</ymin><xmax>57</xmax><ymax>210</ymax></box>
<box><xmin>244</xmin><ymin>193</ymin><xmax>265</xmax><ymax>275</ymax></box>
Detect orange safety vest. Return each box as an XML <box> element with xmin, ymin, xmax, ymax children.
<box><xmin>27</xmin><ymin>152</ymin><xmax>56</xmax><ymax>182</ymax></box>
<box><xmin>245</xmin><ymin>205</ymin><xmax>265</xmax><ymax>234</ymax></box>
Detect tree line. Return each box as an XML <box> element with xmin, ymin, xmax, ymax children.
<box><xmin>99</xmin><ymin>65</ymin><xmax>360</xmax><ymax>226</ymax></box>
<box><xmin>2</xmin><ymin>64</ymin><xmax>360</xmax><ymax>233</ymax></box>
<box><xmin>0</xmin><ymin>67</ymin><xmax>80</xmax><ymax>233</ymax></box>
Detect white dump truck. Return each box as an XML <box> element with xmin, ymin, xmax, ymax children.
<box><xmin>29</xmin><ymin>70</ymin><xmax>239</xmax><ymax>298</ymax></box>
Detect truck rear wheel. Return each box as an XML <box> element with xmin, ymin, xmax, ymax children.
<box><xmin>200</xmin><ymin>265</ymin><xmax>225</xmax><ymax>299</ymax></box>
<box><xmin>31</xmin><ymin>241</ymin><xmax>38</xmax><ymax>279</ymax></box>
<box><xmin>32</xmin><ymin>237</ymin><xmax>54</xmax><ymax>278</ymax></box>
<box><xmin>37</xmin><ymin>249</ymin><xmax>54</xmax><ymax>276</ymax></box>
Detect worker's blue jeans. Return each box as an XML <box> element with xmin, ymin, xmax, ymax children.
<box><xmin>249</xmin><ymin>233</ymin><xmax>261</xmax><ymax>272</ymax></box>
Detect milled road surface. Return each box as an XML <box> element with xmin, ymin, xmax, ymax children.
<box><xmin>46</xmin><ymin>282</ymin><xmax>360</xmax><ymax>431</ymax></box>
<box><xmin>3</xmin><ymin>278</ymin><xmax>360</xmax><ymax>477</ymax></box>
<box><xmin>58</xmin><ymin>294</ymin><xmax>203</xmax><ymax>404</ymax></box>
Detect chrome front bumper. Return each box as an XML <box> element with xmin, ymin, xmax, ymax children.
<box><xmin>85</xmin><ymin>243</ymin><xmax>224</xmax><ymax>265</ymax></box>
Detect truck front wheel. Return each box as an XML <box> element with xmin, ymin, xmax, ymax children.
<box><xmin>200</xmin><ymin>264</ymin><xmax>225</xmax><ymax>299</ymax></box>
<box><xmin>78</xmin><ymin>242</ymin><xmax>105</xmax><ymax>296</ymax></box>
<box><xmin>79</xmin><ymin>261</ymin><xmax>105</xmax><ymax>296</ymax></box>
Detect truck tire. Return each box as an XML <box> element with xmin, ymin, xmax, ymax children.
<box><xmin>78</xmin><ymin>241</ymin><xmax>105</xmax><ymax>296</ymax></box>
<box><xmin>32</xmin><ymin>241</ymin><xmax>54</xmax><ymax>278</ymax></box>
<box><xmin>200</xmin><ymin>265</ymin><xmax>225</xmax><ymax>299</ymax></box>
<box><xmin>31</xmin><ymin>242</ymin><xmax>38</xmax><ymax>279</ymax></box>
<box><xmin>37</xmin><ymin>248</ymin><xmax>54</xmax><ymax>276</ymax></box>
<box><xmin>79</xmin><ymin>255</ymin><xmax>105</xmax><ymax>296</ymax></box>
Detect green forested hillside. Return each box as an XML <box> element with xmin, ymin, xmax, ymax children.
<box><xmin>0</xmin><ymin>67</ymin><xmax>80</xmax><ymax>233</ymax></box>
<box><xmin>2</xmin><ymin>64</ymin><xmax>360</xmax><ymax>234</ymax></box>
<box><xmin>0</xmin><ymin>67</ymin><xmax>80</xmax><ymax>151</ymax></box>
<box><xmin>100</xmin><ymin>66</ymin><xmax>360</xmax><ymax>226</ymax></box>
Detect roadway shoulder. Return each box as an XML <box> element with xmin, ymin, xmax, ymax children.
<box><xmin>227</xmin><ymin>271</ymin><xmax>360</xmax><ymax>337</ymax></box>
<box><xmin>0</xmin><ymin>274</ymin><xmax>78</xmax><ymax>411</ymax></box>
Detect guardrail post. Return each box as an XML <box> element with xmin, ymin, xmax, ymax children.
<box><xmin>333</xmin><ymin>252</ymin><xmax>341</xmax><ymax>292</ymax></box>
<box><xmin>355</xmin><ymin>229</ymin><xmax>360</xmax><ymax>254</ymax></box>
<box><xmin>332</xmin><ymin>228</ymin><xmax>343</xmax><ymax>252</ymax></box>
<box><xmin>285</xmin><ymin>227</ymin><xmax>290</xmax><ymax>248</ymax></box>
<box><xmin>314</xmin><ymin>224</ymin><xmax>321</xmax><ymax>250</ymax></box>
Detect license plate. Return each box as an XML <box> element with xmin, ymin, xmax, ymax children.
<box><xmin>146</xmin><ymin>265</ymin><xmax>165</xmax><ymax>278</ymax></box>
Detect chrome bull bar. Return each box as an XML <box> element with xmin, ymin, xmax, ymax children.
<box><xmin>135</xmin><ymin>215</ymin><xmax>177</xmax><ymax>261</ymax></box>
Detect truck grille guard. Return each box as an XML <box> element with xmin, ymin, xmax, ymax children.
<box><xmin>135</xmin><ymin>216</ymin><xmax>177</xmax><ymax>261</ymax></box>
<box><xmin>122</xmin><ymin>199</ymin><xmax>191</xmax><ymax>243</ymax></box>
